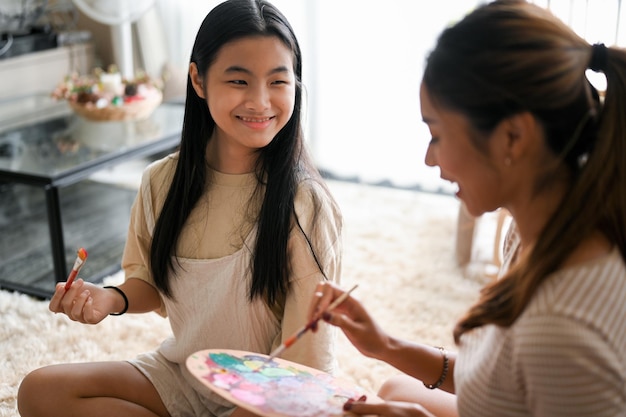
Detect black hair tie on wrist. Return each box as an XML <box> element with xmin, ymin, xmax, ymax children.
<box><xmin>103</xmin><ymin>286</ymin><xmax>129</xmax><ymax>315</ymax></box>
<box><xmin>589</xmin><ymin>43</ymin><xmax>608</xmax><ymax>72</ymax></box>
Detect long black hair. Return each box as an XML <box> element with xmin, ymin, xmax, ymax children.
<box><xmin>150</xmin><ymin>0</ymin><xmax>324</xmax><ymax>306</ymax></box>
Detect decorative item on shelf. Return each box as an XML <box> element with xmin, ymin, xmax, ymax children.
<box><xmin>51</xmin><ymin>65</ymin><xmax>163</xmax><ymax>122</ymax></box>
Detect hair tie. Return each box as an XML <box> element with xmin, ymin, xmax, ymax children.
<box><xmin>589</xmin><ymin>43</ymin><xmax>608</xmax><ymax>72</ymax></box>
<box><xmin>104</xmin><ymin>286</ymin><xmax>129</xmax><ymax>315</ymax></box>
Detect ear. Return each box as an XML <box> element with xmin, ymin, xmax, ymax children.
<box><xmin>495</xmin><ymin>111</ymin><xmax>538</xmax><ymax>164</ymax></box>
<box><xmin>189</xmin><ymin>62</ymin><xmax>206</xmax><ymax>99</ymax></box>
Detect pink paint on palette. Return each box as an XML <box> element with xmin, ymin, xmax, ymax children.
<box><xmin>186</xmin><ymin>349</ymin><xmax>376</xmax><ymax>417</ymax></box>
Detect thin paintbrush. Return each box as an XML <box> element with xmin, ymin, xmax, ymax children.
<box><xmin>267</xmin><ymin>284</ymin><xmax>358</xmax><ymax>362</ymax></box>
<box><xmin>64</xmin><ymin>247</ymin><xmax>88</xmax><ymax>290</ymax></box>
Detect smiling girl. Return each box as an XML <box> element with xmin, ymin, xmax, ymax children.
<box><xmin>18</xmin><ymin>1</ymin><xmax>342</xmax><ymax>416</ymax></box>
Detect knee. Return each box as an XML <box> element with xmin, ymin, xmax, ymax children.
<box><xmin>378</xmin><ymin>374</ymin><xmax>421</xmax><ymax>401</ymax></box>
<box><xmin>18</xmin><ymin>367</ymin><xmax>56</xmax><ymax>416</ymax></box>
<box><xmin>378</xmin><ymin>374</ymin><xmax>458</xmax><ymax>417</ymax></box>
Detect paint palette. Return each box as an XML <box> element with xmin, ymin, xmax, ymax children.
<box><xmin>186</xmin><ymin>349</ymin><xmax>377</xmax><ymax>417</ymax></box>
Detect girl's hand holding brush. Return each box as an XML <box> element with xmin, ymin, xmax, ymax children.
<box><xmin>49</xmin><ymin>278</ymin><xmax>109</xmax><ymax>324</ymax></box>
<box><xmin>48</xmin><ymin>247</ymin><xmax>118</xmax><ymax>324</ymax></box>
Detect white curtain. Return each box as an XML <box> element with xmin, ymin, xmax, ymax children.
<box><xmin>535</xmin><ymin>0</ymin><xmax>625</xmax><ymax>44</ymax></box>
<box><xmin>153</xmin><ymin>0</ymin><xmax>218</xmax><ymax>69</ymax></box>
<box><xmin>305</xmin><ymin>1</ymin><xmax>478</xmax><ymax>193</ymax></box>
<box><xmin>152</xmin><ymin>0</ymin><xmax>624</xmax><ymax>194</ymax></box>
<box><xmin>153</xmin><ymin>0</ymin><xmax>309</xmax><ymax>70</ymax></box>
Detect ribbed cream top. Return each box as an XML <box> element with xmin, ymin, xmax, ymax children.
<box><xmin>455</xmin><ymin>228</ymin><xmax>626</xmax><ymax>416</ymax></box>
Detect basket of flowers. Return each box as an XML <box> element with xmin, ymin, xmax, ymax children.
<box><xmin>52</xmin><ymin>66</ymin><xmax>163</xmax><ymax>122</ymax></box>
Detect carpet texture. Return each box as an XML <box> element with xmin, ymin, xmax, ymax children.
<box><xmin>0</xmin><ymin>180</ymin><xmax>493</xmax><ymax>416</ymax></box>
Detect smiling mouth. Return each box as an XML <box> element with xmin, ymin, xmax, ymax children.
<box><xmin>239</xmin><ymin>116</ymin><xmax>274</xmax><ymax>123</ymax></box>
<box><xmin>442</xmin><ymin>177</ymin><xmax>459</xmax><ymax>192</ymax></box>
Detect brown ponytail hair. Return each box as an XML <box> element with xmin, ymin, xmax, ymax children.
<box><xmin>422</xmin><ymin>0</ymin><xmax>626</xmax><ymax>343</ymax></box>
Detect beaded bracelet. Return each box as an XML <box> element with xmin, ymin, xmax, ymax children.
<box><xmin>424</xmin><ymin>346</ymin><xmax>449</xmax><ymax>389</ymax></box>
<box><xmin>103</xmin><ymin>286</ymin><xmax>129</xmax><ymax>316</ymax></box>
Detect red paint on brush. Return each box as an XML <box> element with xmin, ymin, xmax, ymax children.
<box><xmin>64</xmin><ymin>247</ymin><xmax>88</xmax><ymax>290</ymax></box>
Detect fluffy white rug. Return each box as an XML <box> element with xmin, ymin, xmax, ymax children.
<box><xmin>0</xmin><ymin>180</ymin><xmax>494</xmax><ymax>416</ymax></box>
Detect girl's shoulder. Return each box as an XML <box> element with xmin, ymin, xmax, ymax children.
<box><xmin>293</xmin><ymin>178</ymin><xmax>343</xmax><ymax>233</ymax></box>
<box><xmin>142</xmin><ymin>152</ymin><xmax>178</xmax><ymax>188</ymax></box>
<box><xmin>138</xmin><ymin>152</ymin><xmax>178</xmax><ymax>208</ymax></box>
<box><xmin>295</xmin><ymin>178</ymin><xmax>340</xmax><ymax>213</ymax></box>
<box><xmin>295</xmin><ymin>176</ymin><xmax>330</xmax><ymax>201</ymax></box>
<box><xmin>145</xmin><ymin>152</ymin><xmax>178</xmax><ymax>178</ymax></box>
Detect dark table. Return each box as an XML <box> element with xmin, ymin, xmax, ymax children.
<box><xmin>0</xmin><ymin>103</ymin><xmax>184</xmax><ymax>298</ymax></box>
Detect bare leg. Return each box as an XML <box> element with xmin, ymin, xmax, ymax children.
<box><xmin>378</xmin><ymin>374</ymin><xmax>459</xmax><ymax>417</ymax></box>
<box><xmin>18</xmin><ymin>361</ymin><xmax>169</xmax><ymax>417</ymax></box>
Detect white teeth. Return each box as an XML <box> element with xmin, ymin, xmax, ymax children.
<box><xmin>240</xmin><ymin>116</ymin><xmax>271</xmax><ymax>122</ymax></box>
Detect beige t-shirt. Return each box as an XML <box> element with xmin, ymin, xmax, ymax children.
<box><xmin>122</xmin><ymin>153</ymin><xmax>342</xmax><ymax>374</ymax></box>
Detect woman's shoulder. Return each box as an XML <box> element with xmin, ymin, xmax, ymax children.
<box><xmin>534</xmin><ymin>248</ymin><xmax>625</xmax><ymax>306</ymax></box>
<box><xmin>520</xmin><ymin>248</ymin><xmax>626</xmax><ymax>343</ymax></box>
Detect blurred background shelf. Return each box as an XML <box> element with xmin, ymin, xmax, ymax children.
<box><xmin>0</xmin><ymin>180</ymin><xmax>135</xmax><ymax>298</ymax></box>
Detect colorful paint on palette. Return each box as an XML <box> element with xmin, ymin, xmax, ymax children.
<box><xmin>187</xmin><ymin>349</ymin><xmax>371</xmax><ymax>417</ymax></box>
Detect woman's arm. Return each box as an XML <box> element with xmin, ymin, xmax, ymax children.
<box><xmin>310</xmin><ymin>281</ymin><xmax>456</xmax><ymax>394</ymax></box>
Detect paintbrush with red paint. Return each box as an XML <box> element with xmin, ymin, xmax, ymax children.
<box><xmin>64</xmin><ymin>247</ymin><xmax>88</xmax><ymax>290</ymax></box>
<box><xmin>267</xmin><ymin>284</ymin><xmax>358</xmax><ymax>361</ymax></box>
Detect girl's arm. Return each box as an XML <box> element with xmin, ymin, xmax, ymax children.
<box><xmin>118</xmin><ymin>160</ymin><xmax>167</xmax><ymax>317</ymax></box>
<box><xmin>113</xmin><ymin>277</ymin><xmax>161</xmax><ymax>313</ymax></box>
<box><xmin>277</xmin><ymin>180</ymin><xmax>343</xmax><ymax>372</ymax></box>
